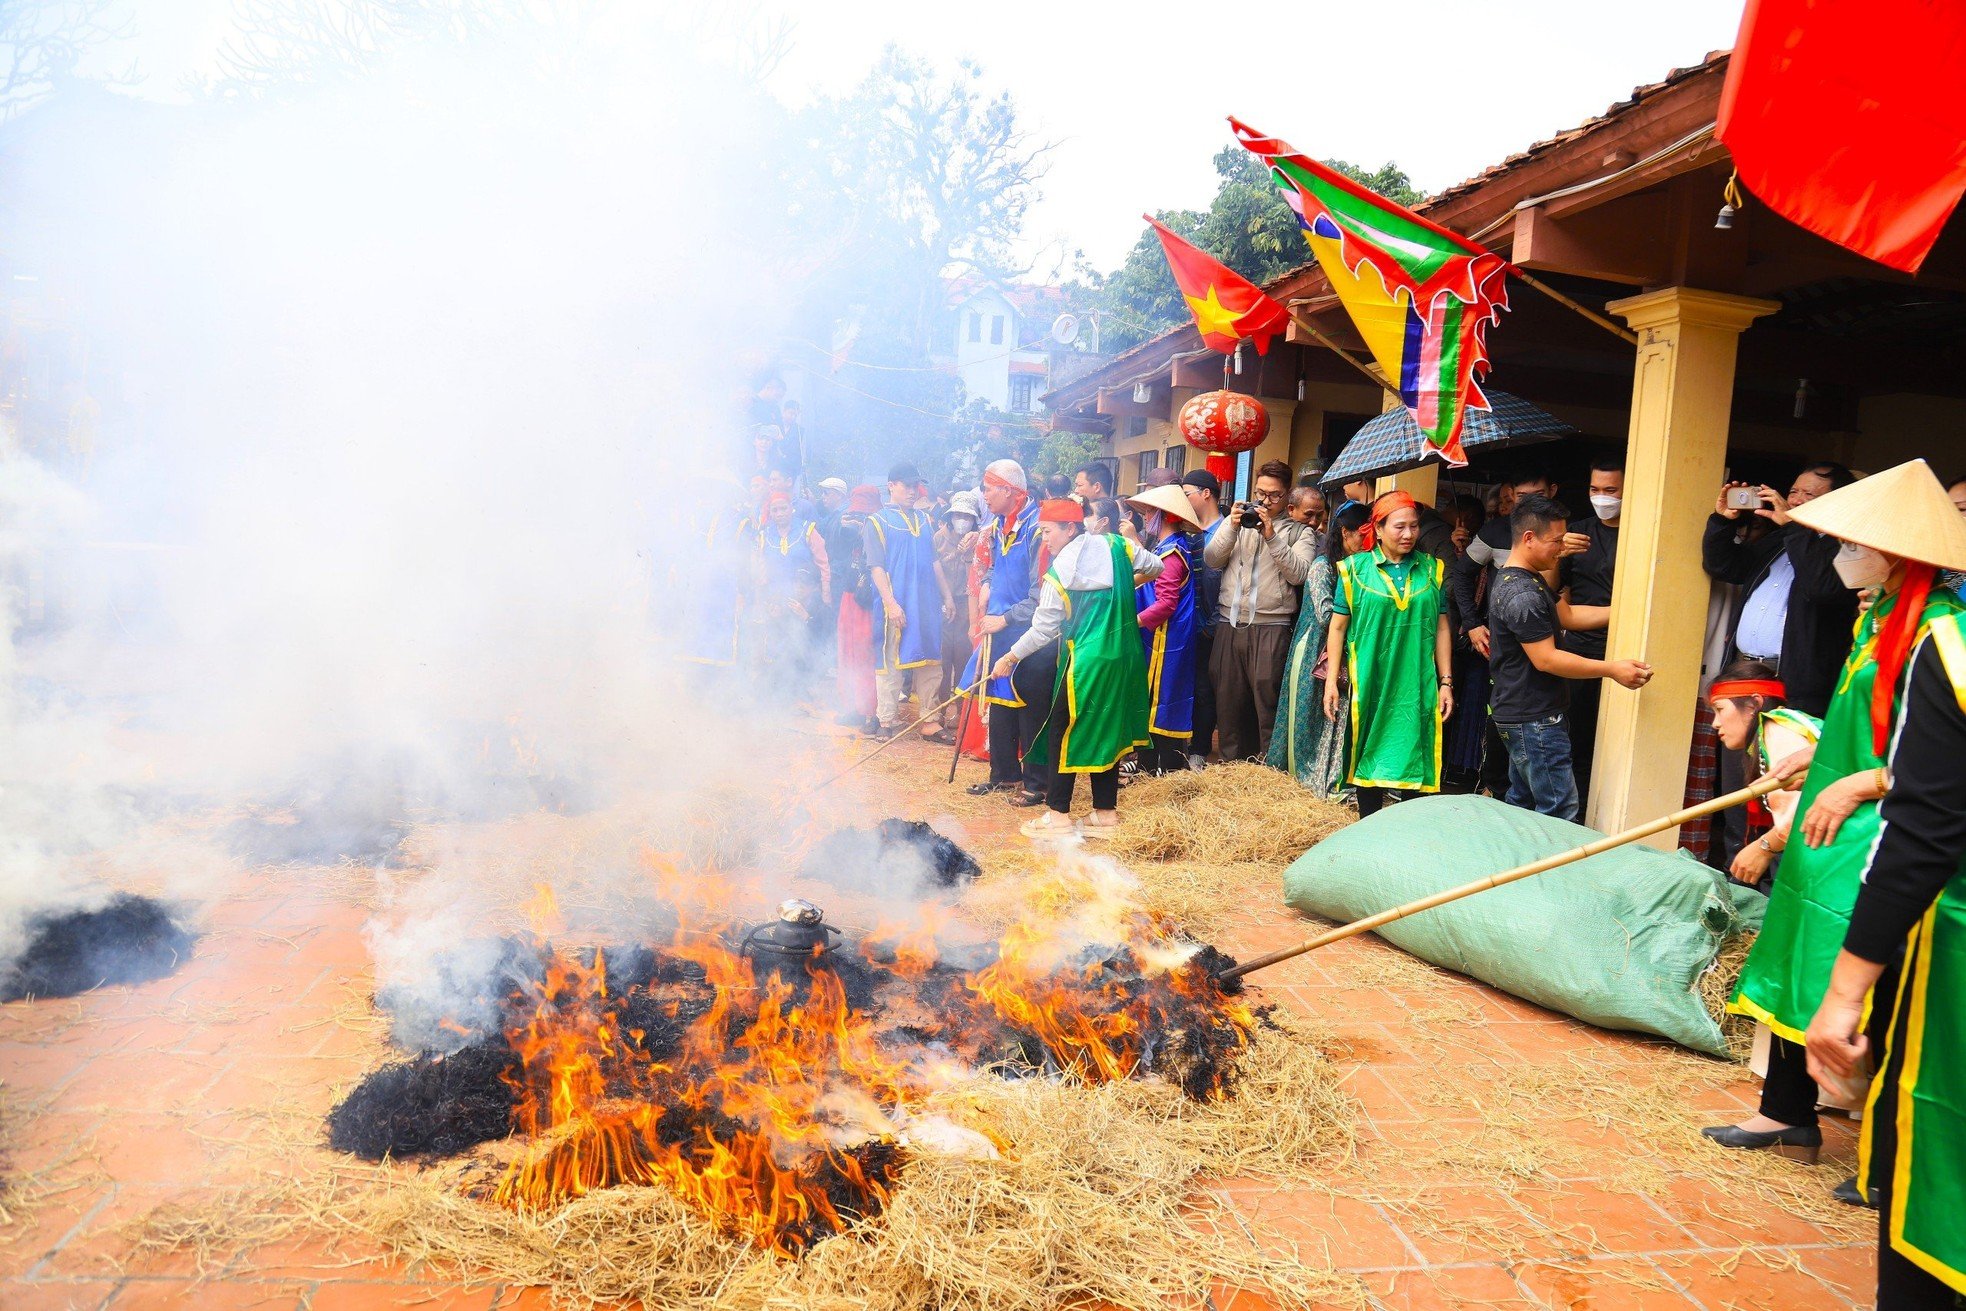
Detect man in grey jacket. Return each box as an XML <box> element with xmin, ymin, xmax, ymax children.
<box><xmin>1202</xmin><ymin>459</ymin><xmax>1318</xmax><ymax>761</ymax></box>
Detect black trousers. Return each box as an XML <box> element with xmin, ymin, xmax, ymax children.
<box><xmin>1758</xmin><ymin>1034</ymin><xmax>1819</xmax><ymax>1127</ymax></box>
<box><xmin>1041</xmin><ymin>670</ymin><xmax>1117</xmax><ymax>811</ymax></box>
<box><xmin>1046</xmin><ymin>766</ymin><xmax>1119</xmax><ymax>813</ymax></box>
<box><xmin>987</xmin><ymin>644</ymin><xmax>1057</xmax><ymax>793</ymax></box>
<box><xmin>1568</xmin><ymin>676</ymin><xmax>1602</xmax><ymax>806</ymax></box>
<box><xmin>1139</xmin><ymin>731</ymin><xmax>1189</xmax><ymax>775</ymax></box>
<box><xmin>1479</xmin><ymin>720</ymin><xmax>1511</xmax><ymax>795</ymax></box>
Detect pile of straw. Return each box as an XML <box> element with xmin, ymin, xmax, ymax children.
<box><xmin>1699</xmin><ymin>931</ymin><xmax>1758</xmax><ymax>1061</ymax></box>
<box><xmin>138</xmin><ymin>1009</ymin><xmax>1363</xmax><ymax>1310</ymax></box>
<box><xmin>1106</xmin><ymin>763</ymin><xmax>1352</xmax><ymax>866</ymax></box>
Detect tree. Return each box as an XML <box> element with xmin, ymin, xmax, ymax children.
<box><xmin>0</xmin><ymin>0</ymin><xmax>131</xmax><ymax>120</ymax></box>
<box><xmin>786</xmin><ymin>50</ymin><xmax>1052</xmax><ymax>484</ymax></box>
<box><xmin>1097</xmin><ymin>147</ymin><xmax>1420</xmax><ymax>353</ymax></box>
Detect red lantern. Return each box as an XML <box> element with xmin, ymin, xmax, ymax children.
<box><xmin>1176</xmin><ymin>390</ymin><xmax>1270</xmax><ymax>482</ymax></box>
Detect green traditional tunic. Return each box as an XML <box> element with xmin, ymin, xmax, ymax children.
<box><xmin>1032</xmin><ymin>534</ymin><xmax>1152</xmax><ymax>773</ymax></box>
<box><xmin>1859</xmin><ymin>609</ymin><xmax>1966</xmax><ymax>1294</ymax></box>
<box><xmin>1334</xmin><ymin>547</ymin><xmax>1445</xmax><ymax>792</ymax></box>
<box><xmin>1268</xmin><ymin>553</ymin><xmax>1349</xmax><ymax>797</ymax></box>
<box><xmin>1730</xmin><ymin>585</ymin><xmax>1966</xmax><ymax>1041</ymax></box>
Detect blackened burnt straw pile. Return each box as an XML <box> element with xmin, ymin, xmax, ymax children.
<box><xmin>1</xmin><ymin>893</ymin><xmax>197</xmax><ymax>1003</ymax></box>
<box><xmin>330</xmin><ymin>885</ymin><xmax>1256</xmax><ymax>1256</ymax></box>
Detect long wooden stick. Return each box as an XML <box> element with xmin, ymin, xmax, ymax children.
<box><xmin>1218</xmin><ymin>772</ymin><xmax>1788</xmax><ymax>982</ymax></box>
<box><xmin>1511</xmin><ymin>269</ymin><xmax>1639</xmax><ymax>345</ymax></box>
<box><xmin>1286</xmin><ymin>311</ymin><xmax>1402</xmax><ymax>401</ymax></box>
<box><xmin>798</xmin><ymin>678</ymin><xmax>979</xmax><ymax>801</ymax></box>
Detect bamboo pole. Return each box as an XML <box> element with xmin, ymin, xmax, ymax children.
<box><xmin>1285</xmin><ymin>311</ymin><xmax>1404</xmax><ymax>402</ymax></box>
<box><xmin>797</xmin><ymin>678</ymin><xmax>980</xmax><ymax>801</ymax></box>
<box><xmin>1217</xmin><ymin>772</ymin><xmax>1789</xmax><ymax>982</ymax></box>
<box><xmin>1511</xmin><ymin>269</ymin><xmax>1640</xmax><ymax>345</ymax></box>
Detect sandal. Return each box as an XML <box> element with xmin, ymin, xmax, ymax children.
<box><xmin>1008</xmin><ymin>790</ymin><xmax>1048</xmax><ymax>808</ymax></box>
<box><xmin>965</xmin><ymin>781</ymin><xmax>1015</xmax><ymax>797</ymax></box>
<box><xmin>1081</xmin><ymin>817</ymin><xmax>1121</xmax><ymax>840</ymax></box>
<box><xmin>1020</xmin><ymin>813</ymin><xmax>1079</xmax><ymax>840</ymax></box>
<box><xmin>918</xmin><ymin>728</ymin><xmax>952</xmax><ymax>744</ymax></box>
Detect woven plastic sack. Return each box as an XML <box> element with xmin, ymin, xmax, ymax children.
<box><xmin>1282</xmin><ymin>794</ymin><xmax>1765</xmax><ymax>1056</ymax></box>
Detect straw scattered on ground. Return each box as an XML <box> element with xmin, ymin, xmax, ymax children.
<box><xmin>1106</xmin><ymin>762</ymin><xmax>1354</xmax><ymax>866</ymax></box>
<box><xmin>136</xmin><ymin>1008</ymin><xmax>1362</xmax><ymax>1311</ymax></box>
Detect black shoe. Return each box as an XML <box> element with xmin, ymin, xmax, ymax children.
<box><xmin>1832</xmin><ymin>1175</ymin><xmax>1880</xmax><ymax>1209</ymax></box>
<box><xmin>1699</xmin><ymin>1123</ymin><xmax>1823</xmax><ymax>1163</ymax></box>
<box><xmin>966</xmin><ymin>781</ymin><xmax>1014</xmax><ymax>796</ymax></box>
<box><xmin>1008</xmin><ymin>790</ymin><xmax>1048</xmax><ymax>808</ymax></box>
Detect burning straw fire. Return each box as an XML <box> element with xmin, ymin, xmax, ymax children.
<box><xmin>346</xmin><ymin>857</ymin><xmax>1260</xmax><ymax>1258</ymax></box>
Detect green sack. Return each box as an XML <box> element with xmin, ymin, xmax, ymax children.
<box><xmin>1282</xmin><ymin>794</ymin><xmax>1765</xmax><ymax>1056</ymax></box>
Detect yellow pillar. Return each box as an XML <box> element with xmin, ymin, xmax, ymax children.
<box><xmin>1590</xmin><ymin>287</ymin><xmax>1778</xmax><ymax>845</ymax></box>
<box><xmin>1375</xmin><ymin>463</ymin><xmax>1439</xmax><ymax>505</ymax></box>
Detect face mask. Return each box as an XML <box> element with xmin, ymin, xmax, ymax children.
<box><xmin>1833</xmin><ymin>542</ymin><xmax>1892</xmax><ymax>590</ymax></box>
<box><xmin>1589</xmin><ymin>495</ymin><xmax>1622</xmax><ymax>522</ymax></box>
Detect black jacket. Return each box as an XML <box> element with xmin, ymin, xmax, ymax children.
<box><xmin>1701</xmin><ymin>515</ymin><xmax>1858</xmax><ymax>716</ymax></box>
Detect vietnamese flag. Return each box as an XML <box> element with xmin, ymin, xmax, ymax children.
<box><xmin>1145</xmin><ymin>216</ymin><xmax>1292</xmax><ymax>355</ymax></box>
<box><xmin>1718</xmin><ymin>0</ymin><xmax>1966</xmax><ymax>273</ymax></box>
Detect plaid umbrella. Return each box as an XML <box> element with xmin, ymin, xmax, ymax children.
<box><xmin>1322</xmin><ymin>391</ymin><xmax>1575</xmax><ymax>485</ymax></box>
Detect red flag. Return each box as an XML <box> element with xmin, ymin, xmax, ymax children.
<box><xmin>1718</xmin><ymin>0</ymin><xmax>1966</xmax><ymax>273</ymax></box>
<box><xmin>1145</xmin><ymin>216</ymin><xmax>1292</xmax><ymax>354</ymax></box>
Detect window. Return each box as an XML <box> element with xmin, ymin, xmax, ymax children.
<box><xmin>1126</xmin><ymin>416</ymin><xmax>1149</xmax><ymax>438</ymax></box>
<box><xmin>1010</xmin><ymin>375</ymin><xmax>1036</xmax><ymax>411</ymax></box>
<box><xmin>990</xmin><ymin>315</ymin><xmax>1005</xmax><ymax>345</ymax></box>
<box><xmin>1136</xmin><ymin>449</ymin><xmax>1159</xmax><ymax>488</ymax></box>
<box><xmin>1162</xmin><ymin>446</ymin><xmax>1186</xmax><ymax>477</ymax></box>
<box><xmin>968</xmin><ymin>313</ymin><xmax>981</xmax><ymax>343</ymax></box>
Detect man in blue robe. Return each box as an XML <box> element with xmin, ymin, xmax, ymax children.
<box><xmin>961</xmin><ymin>459</ymin><xmax>1050</xmax><ymax>801</ymax></box>
<box><xmin>864</xmin><ymin>461</ymin><xmax>953</xmax><ymax>738</ymax></box>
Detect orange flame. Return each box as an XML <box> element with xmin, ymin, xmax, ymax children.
<box><xmin>488</xmin><ymin>864</ymin><xmax>1256</xmax><ymax>1251</ymax></box>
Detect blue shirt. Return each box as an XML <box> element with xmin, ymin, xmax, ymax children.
<box><xmin>1735</xmin><ymin>551</ymin><xmax>1794</xmax><ymax>659</ymax></box>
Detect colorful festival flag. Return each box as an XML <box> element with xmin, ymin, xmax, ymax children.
<box><xmin>1719</xmin><ymin>0</ymin><xmax>1966</xmax><ymax>274</ymax></box>
<box><xmin>1145</xmin><ymin>215</ymin><xmax>1292</xmax><ymax>356</ymax></box>
<box><xmin>1231</xmin><ymin>118</ymin><xmax>1509</xmax><ymax>466</ymax></box>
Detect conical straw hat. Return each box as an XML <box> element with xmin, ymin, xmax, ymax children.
<box><xmin>1787</xmin><ymin>459</ymin><xmax>1966</xmax><ymax>572</ymax></box>
<box><xmin>1125</xmin><ymin>483</ymin><xmax>1203</xmax><ymax>530</ymax></box>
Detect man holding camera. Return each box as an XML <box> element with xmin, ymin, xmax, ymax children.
<box><xmin>1703</xmin><ymin>463</ymin><xmax>1858</xmax><ymax>718</ymax></box>
<box><xmin>1202</xmin><ymin>459</ymin><xmax>1317</xmax><ymax>761</ymax></box>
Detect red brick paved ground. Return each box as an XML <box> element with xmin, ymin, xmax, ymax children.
<box><xmin>0</xmin><ymin>737</ymin><xmax>1878</xmax><ymax>1309</ymax></box>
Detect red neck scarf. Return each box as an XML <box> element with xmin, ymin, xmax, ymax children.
<box><xmin>1872</xmin><ymin>562</ymin><xmax>1938</xmax><ymax>754</ymax></box>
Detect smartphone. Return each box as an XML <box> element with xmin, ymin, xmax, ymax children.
<box><xmin>1725</xmin><ymin>487</ymin><xmax>1762</xmax><ymax>510</ymax></box>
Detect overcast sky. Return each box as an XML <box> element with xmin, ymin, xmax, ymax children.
<box><xmin>108</xmin><ymin>0</ymin><xmax>1747</xmax><ymax>275</ymax></box>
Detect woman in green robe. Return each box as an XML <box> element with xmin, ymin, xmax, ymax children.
<box><xmin>1322</xmin><ymin>492</ymin><xmax>1453</xmax><ymax>817</ymax></box>
<box><xmin>1269</xmin><ymin>500</ymin><xmax>1368</xmax><ymax>797</ymax></box>
<box><xmin>991</xmin><ymin>499</ymin><xmax>1161</xmax><ymax>840</ymax></box>
<box><xmin>1723</xmin><ymin>460</ymin><xmax>1966</xmax><ymax>1171</ymax></box>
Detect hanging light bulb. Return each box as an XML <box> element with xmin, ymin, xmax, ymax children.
<box><xmin>1232</xmin><ymin>343</ymin><xmax>1244</xmax><ymax>376</ymax></box>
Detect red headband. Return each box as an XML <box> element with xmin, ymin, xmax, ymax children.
<box><xmin>1360</xmin><ymin>491</ymin><xmax>1417</xmax><ymax>551</ymax></box>
<box><xmin>983</xmin><ymin>468</ymin><xmax>1026</xmax><ymax>493</ymax></box>
<box><xmin>1038</xmin><ymin>498</ymin><xmax>1084</xmax><ymax>525</ymax></box>
<box><xmin>1708</xmin><ymin>679</ymin><xmax>1786</xmax><ymax>704</ymax></box>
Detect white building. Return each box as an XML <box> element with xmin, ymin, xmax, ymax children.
<box><xmin>940</xmin><ymin>278</ymin><xmax>1067</xmax><ymax>415</ymax></box>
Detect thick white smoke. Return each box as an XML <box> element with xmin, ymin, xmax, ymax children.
<box><xmin>0</xmin><ymin>12</ymin><xmax>855</xmax><ymax>982</ymax></box>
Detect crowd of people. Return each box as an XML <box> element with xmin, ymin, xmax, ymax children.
<box><xmin>719</xmin><ymin>376</ymin><xmax>1966</xmax><ymax>1303</ymax></box>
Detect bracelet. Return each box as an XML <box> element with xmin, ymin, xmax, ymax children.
<box><xmin>1875</xmin><ymin>765</ymin><xmax>1890</xmax><ymax>797</ymax></box>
